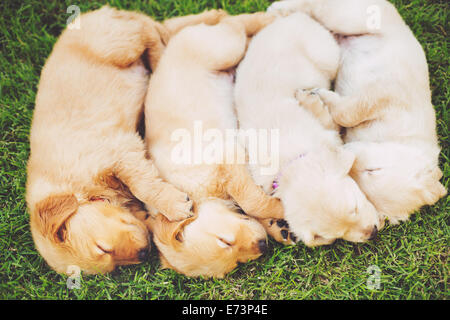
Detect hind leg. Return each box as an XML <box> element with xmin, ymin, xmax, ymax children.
<box><xmin>69</xmin><ymin>6</ymin><xmax>167</xmax><ymax>70</ymax></box>
<box><xmin>163</xmin><ymin>9</ymin><xmax>228</xmax><ymax>36</ymax></box>
<box><xmin>171</xmin><ymin>12</ymin><xmax>275</xmax><ymax>71</ymax></box>
<box><xmin>222</xmin><ymin>12</ymin><xmax>276</xmax><ymax>37</ymax></box>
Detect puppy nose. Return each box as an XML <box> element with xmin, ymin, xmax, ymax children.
<box><xmin>138</xmin><ymin>247</ymin><xmax>150</xmax><ymax>261</ymax></box>
<box><xmin>368</xmin><ymin>226</ymin><xmax>378</xmax><ymax>240</ymax></box>
<box><xmin>257</xmin><ymin>239</ymin><xmax>268</xmax><ymax>253</ymax></box>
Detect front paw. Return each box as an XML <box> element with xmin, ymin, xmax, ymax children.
<box><xmin>165</xmin><ymin>192</ymin><xmax>194</xmax><ymax>221</ymax></box>
<box><xmin>311</xmin><ymin>88</ymin><xmax>353</xmax><ymax>127</ymax></box>
<box><xmin>296</xmin><ymin>88</ymin><xmax>340</xmax><ymax>131</ymax></box>
<box><xmin>297</xmin><ymin>87</ymin><xmax>335</xmax><ymax>107</ymax></box>
<box><xmin>295</xmin><ymin>88</ymin><xmax>324</xmax><ymax>108</ymax></box>
<box><xmin>260</xmin><ymin>218</ymin><xmax>297</xmax><ymax>245</ymax></box>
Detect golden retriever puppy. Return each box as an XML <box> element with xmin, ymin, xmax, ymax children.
<box><xmin>142</xmin><ymin>200</ymin><xmax>267</xmax><ymax>278</ymax></box>
<box><xmin>26</xmin><ymin>6</ymin><xmax>226</xmax><ymax>274</ymax></box>
<box><xmin>268</xmin><ymin>0</ymin><xmax>447</xmax><ymax>223</ymax></box>
<box><xmin>234</xmin><ymin>12</ymin><xmax>382</xmax><ymax>247</ymax></box>
<box><xmin>144</xmin><ymin>13</ymin><xmax>281</xmax><ymax>277</ymax></box>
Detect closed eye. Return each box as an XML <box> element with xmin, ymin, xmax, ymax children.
<box><xmin>217</xmin><ymin>238</ymin><xmax>232</xmax><ymax>248</ymax></box>
<box><xmin>89</xmin><ymin>196</ymin><xmax>111</xmax><ymax>203</ymax></box>
<box><xmin>120</xmin><ymin>219</ymin><xmax>137</xmax><ymax>227</ymax></box>
<box><xmin>96</xmin><ymin>243</ymin><xmax>113</xmax><ymax>255</ymax></box>
<box><xmin>365</xmin><ymin>168</ymin><xmax>382</xmax><ymax>174</ymax></box>
<box><xmin>313</xmin><ymin>234</ymin><xmax>323</xmax><ymax>241</ymax></box>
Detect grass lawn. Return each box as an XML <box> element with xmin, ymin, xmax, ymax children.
<box><xmin>0</xmin><ymin>0</ymin><xmax>448</xmax><ymax>300</ymax></box>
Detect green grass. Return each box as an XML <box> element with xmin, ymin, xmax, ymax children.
<box><xmin>0</xmin><ymin>0</ymin><xmax>448</xmax><ymax>300</ymax></box>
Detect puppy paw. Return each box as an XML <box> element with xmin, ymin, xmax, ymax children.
<box><xmin>310</xmin><ymin>88</ymin><xmax>351</xmax><ymax>125</ymax></box>
<box><xmin>295</xmin><ymin>88</ymin><xmax>324</xmax><ymax>107</ymax></box>
<box><xmin>295</xmin><ymin>88</ymin><xmax>340</xmax><ymax>131</ymax></box>
<box><xmin>260</xmin><ymin>218</ymin><xmax>297</xmax><ymax>245</ymax></box>
<box><xmin>164</xmin><ymin>192</ymin><xmax>194</xmax><ymax>222</ymax></box>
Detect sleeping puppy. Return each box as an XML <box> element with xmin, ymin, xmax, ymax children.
<box><xmin>234</xmin><ymin>12</ymin><xmax>382</xmax><ymax>247</ymax></box>
<box><xmin>268</xmin><ymin>0</ymin><xmax>447</xmax><ymax>223</ymax></box>
<box><xmin>144</xmin><ymin>12</ymin><xmax>281</xmax><ymax>277</ymax></box>
<box><xmin>26</xmin><ymin>6</ymin><xmax>225</xmax><ymax>274</ymax></box>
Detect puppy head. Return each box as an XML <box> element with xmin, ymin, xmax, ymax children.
<box><xmin>346</xmin><ymin>142</ymin><xmax>447</xmax><ymax>223</ymax></box>
<box><xmin>30</xmin><ymin>194</ymin><xmax>150</xmax><ymax>274</ymax></box>
<box><xmin>147</xmin><ymin>199</ymin><xmax>267</xmax><ymax>278</ymax></box>
<box><xmin>276</xmin><ymin>147</ymin><xmax>381</xmax><ymax>247</ymax></box>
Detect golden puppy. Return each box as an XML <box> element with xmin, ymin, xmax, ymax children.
<box><xmin>144</xmin><ymin>12</ymin><xmax>280</xmax><ymax>278</ymax></box>
<box><xmin>142</xmin><ymin>200</ymin><xmax>267</xmax><ymax>278</ymax></box>
<box><xmin>269</xmin><ymin>0</ymin><xmax>447</xmax><ymax>223</ymax></box>
<box><xmin>26</xmin><ymin>6</ymin><xmax>225</xmax><ymax>274</ymax></box>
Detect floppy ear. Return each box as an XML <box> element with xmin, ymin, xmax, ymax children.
<box><xmin>148</xmin><ymin>213</ymin><xmax>197</xmax><ymax>249</ymax></box>
<box><xmin>144</xmin><ymin>22</ymin><xmax>170</xmax><ymax>72</ymax></box>
<box><xmin>154</xmin><ymin>22</ymin><xmax>170</xmax><ymax>46</ymax></box>
<box><xmin>336</xmin><ymin>147</ymin><xmax>356</xmax><ymax>175</ymax></box>
<box><xmin>34</xmin><ymin>194</ymin><xmax>79</xmax><ymax>242</ymax></box>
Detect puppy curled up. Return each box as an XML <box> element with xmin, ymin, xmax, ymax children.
<box><xmin>26</xmin><ymin>6</ymin><xmax>226</xmax><ymax>274</ymax></box>
<box><xmin>234</xmin><ymin>12</ymin><xmax>382</xmax><ymax>247</ymax></box>
<box><xmin>269</xmin><ymin>0</ymin><xmax>447</xmax><ymax>223</ymax></box>
<box><xmin>143</xmin><ymin>12</ymin><xmax>281</xmax><ymax>278</ymax></box>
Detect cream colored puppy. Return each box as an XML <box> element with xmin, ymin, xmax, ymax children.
<box><xmin>268</xmin><ymin>0</ymin><xmax>447</xmax><ymax>223</ymax></box>
<box><xmin>234</xmin><ymin>12</ymin><xmax>382</xmax><ymax>247</ymax></box>
<box><xmin>26</xmin><ymin>6</ymin><xmax>226</xmax><ymax>274</ymax></box>
<box><xmin>144</xmin><ymin>13</ymin><xmax>281</xmax><ymax>277</ymax></box>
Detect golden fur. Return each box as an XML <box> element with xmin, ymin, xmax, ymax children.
<box><xmin>144</xmin><ymin>12</ymin><xmax>279</xmax><ymax>277</ymax></box>
<box><xmin>26</xmin><ymin>6</ymin><xmax>226</xmax><ymax>274</ymax></box>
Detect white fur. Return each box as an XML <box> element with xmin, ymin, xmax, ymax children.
<box><xmin>269</xmin><ymin>0</ymin><xmax>447</xmax><ymax>223</ymax></box>
<box><xmin>235</xmin><ymin>13</ymin><xmax>382</xmax><ymax>247</ymax></box>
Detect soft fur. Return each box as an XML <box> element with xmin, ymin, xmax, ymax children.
<box><xmin>26</xmin><ymin>6</ymin><xmax>226</xmax><ymax>274</ymax></box>
<box><xmin>144</xmin><ymin>12</ymin><xmax>281</xmax><ymax>278</ymax></box>
<box><xmin>234</xmin><ymin>12</ymin><xmax>382</xmax><ymax>247</ymax></box>
<box><xmin>269</xmin><ymin>0</ymin><xmax>447</xmax><ymax>223</ymax></box>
